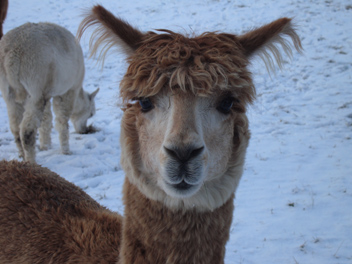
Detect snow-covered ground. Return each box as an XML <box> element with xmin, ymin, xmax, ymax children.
<box><xmin>0</xmin><ymin>0</ymin><xmax>351</xmax><ymax>263</ymax></box>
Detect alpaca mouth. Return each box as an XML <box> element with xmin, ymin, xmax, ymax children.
<box><xmin>171</xmin><ymin>180</ymin><xmax>193</xmax><ymax>191</ymax></box>
<box><xmin>164</xmin><ymin>178</ymin><xmax>202</xmax><ymax>198</ymax></box>
<box><xmin>165</xmin><ymin>159</ymin><xmax>203</xmax><ymax>184</ymax></box>
<box><xmin>163</xmin><ymin>159</ymin><xmax>204</xmax><ymax>197</ymax></box>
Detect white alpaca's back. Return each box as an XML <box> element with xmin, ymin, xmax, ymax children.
<box><xmin>2</xmin><ymin>22</ymin><xmax>84</xmax><ymax>100</ymax></box>
<box><xmin>0</xmin><ymin>22</ymin><xmax>98</xmax><ymax>163</ymax></box>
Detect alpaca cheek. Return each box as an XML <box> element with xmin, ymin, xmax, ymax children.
<box><xmin>203</xmin><ymin>120</ymin><xmax>234</xmax><ymax>180</ymax></box>
<box><xmin>138</xmin><ymin>116</ymin><xmax>166</xmax><ymax>175</ymax></box>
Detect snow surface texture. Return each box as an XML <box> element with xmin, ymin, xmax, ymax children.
<box><xmin>0</xmin><ymin>0</ymin><xmax>351</xmax><ymax>263</ymax></box>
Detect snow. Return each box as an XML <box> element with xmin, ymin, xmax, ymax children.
<box><xmin>0</xmin><ymin>0</ymin><xmax>351</xmax><ymax>263</ymax></box>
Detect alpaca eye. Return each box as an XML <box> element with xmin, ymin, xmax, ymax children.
<box><xmin>139</xmin><ymin>98</ymin><xmax>154</xmax><ymax>112</ymax></box>
<box><xmin>217</xmin><ymin>97</ymin><xmax>234</xmax><ymax>114</ymax></box>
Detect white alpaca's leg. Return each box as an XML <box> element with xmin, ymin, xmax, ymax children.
<box><xmin>20</xmin><ymin>98</ymin><xmax>47</xmax><ymax>163</ymax></box>
<box><xmin>0</xmin><ymin>78</ymin><xmax>25</xmax><ymax>158</ymax></box>
<box><xmin>5</xmin><ymin>97</ymin><xmax>25</xmax><ymax>158</ymax></box>
<box><xmin>39</xmin><ymin>100</ymin><xmax>53</xmax><ymax>150</ymax></box>
<box><xmin>53</xmin><ymin>90</ymin><xmax>75</xmax><ymax>155</ymax></box>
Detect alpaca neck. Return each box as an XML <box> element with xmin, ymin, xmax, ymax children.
<box><xmin>119</xmin><ymin>178</ymin><xmax>234</xmax><ymax>264</ymax></box>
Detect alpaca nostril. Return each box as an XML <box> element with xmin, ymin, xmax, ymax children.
<box><xmin>164</xmin><ymin>146</ymin><xmax>204</xmax><ymax>162</ymax></box>
<box><xmin>189</xmin><ymin>146</ymin><xmax>204</xmax><ymax>159</ymax></box>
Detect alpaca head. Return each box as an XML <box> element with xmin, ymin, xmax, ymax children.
<box><xmin>78</xmin><ymin>5</ymin><xmax>302</xmax><ymax>211</ymax></box>
<box><xmin>119</xmin><ymin>32</ymin><xmax>254</xmax><ymax>209</ymax></box>
<box><xmin>71</xmin><ymin>87</ymin><xmax>99</xmax><ymax>134</ymax></box>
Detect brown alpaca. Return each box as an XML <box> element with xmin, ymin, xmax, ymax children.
<box><xmin>0</xmin><ymin>160</ymin><xmax>122</xmax><ymax>264</ymax></box>
<box><xmin>77</xmin><ymin>5</ymin><xmax>301</xmax><ymax>263</ymax></box>
<box><xmin>0</xmin><ymin>0</ymin><xmax>7</xmax><ymax>38</ymax></box>
<box><xmin>0</xmin><ymin>5</ymin><xmax>302</xmax><ymax>264</ymax></box>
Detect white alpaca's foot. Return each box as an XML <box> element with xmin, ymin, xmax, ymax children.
<box><xmin>61</xmin><ymin>146</ymin><xmax>72</xmax><ymax>155</ymax></box>
<box><xmin>39</xmin><ymin>144</ymin><xmax>51</xmax><ymax>151</ymax></box>
<box><xmin>24</xmin><ymin>153</ymin><xmax>36</xmax><ymax>164</ymax></box>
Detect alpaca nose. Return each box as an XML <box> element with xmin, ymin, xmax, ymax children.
<box><xmin>164</xmin><ymin>145</ymin><xmax>204</xmax><ymax>162</ymax></box>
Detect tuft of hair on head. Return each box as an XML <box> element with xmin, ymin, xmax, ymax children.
<box><xmin>238</xmin><ymin>17</ymin><xmax>303</xmax><ymax>74</ymax></box>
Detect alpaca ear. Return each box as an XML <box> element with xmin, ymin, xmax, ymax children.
<box><xmin>77</xmin><ymin>5</ymin><xmax>144</xmax><ymax>60</ymax></box>
<box><xmin>89</xmin><ymin>88</ymin><xmax>99</xmax><ymax>100</ymax></box>
<box><xmin>238</xmin><ymin>18</ymin><xmax>302</xmax><ymax>72</ymax></box>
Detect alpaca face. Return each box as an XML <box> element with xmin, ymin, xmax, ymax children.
<box><xmin>135</xmin><ymin>90</ymin><xmax>240</xmax><ymax>198</ymax></box>
<box><xmin>121</xmin><ymin>87</ymin><xmax>250</xmax><ymax>210</ymax></box>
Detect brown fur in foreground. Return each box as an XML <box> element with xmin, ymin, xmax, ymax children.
<box><xmin>0</xmin><ymin>160</ymin><xmax>121</xmax><ymax>264</ymax></box>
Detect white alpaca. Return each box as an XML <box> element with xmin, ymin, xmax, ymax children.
<box><xmin>0</xmin><ymin>22</ymin><xmax>99</xmax><ymax>163</ymax></box>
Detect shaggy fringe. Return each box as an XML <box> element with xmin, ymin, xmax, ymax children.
<box><xmin>120</xmin><ymin>31</ymin><xmax>256</xmax><ymax>107</ymax></box>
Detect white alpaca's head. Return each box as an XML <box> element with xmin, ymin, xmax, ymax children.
<box><xmin>78</xmin><ymin>5</ymin><xmax>302</xmax><ymax>211</ymax></box>
<box><xmin>71</xmin><ymin>87</ymin><xmax>99</xmax><ymax>134</ymax></box>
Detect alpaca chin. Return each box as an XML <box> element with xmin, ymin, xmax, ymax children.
<box><xmin>163</xmin><ymin>179</ymin><xmax>202</xmax><ymax>198</ymax></box>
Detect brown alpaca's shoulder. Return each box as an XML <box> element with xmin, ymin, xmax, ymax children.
<box><xmin>0</xmin><ymin>160</ymin><xmax>122</xmax><ymax>264</ymax></box>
